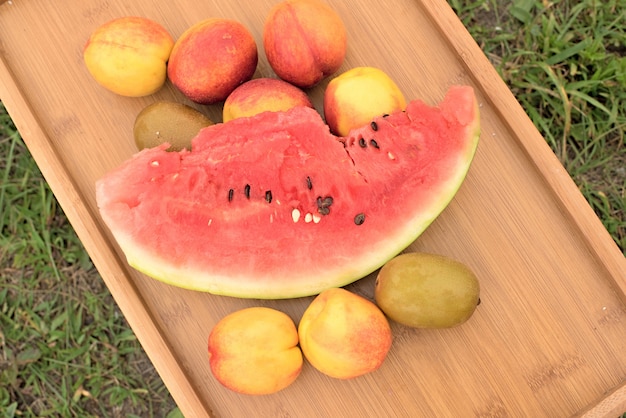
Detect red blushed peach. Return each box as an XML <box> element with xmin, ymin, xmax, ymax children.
<box><xmin>208</xmin><ymin>307</ymin><xmax>303</xmax><ymax>395</ymax></box>
<box><xmin>168</xmin><ymin>18</ymin><xmax>258</xmax><ymax>104</ymax></box>
<box><xmin>298</xmin><ymin>288</ymin><xmax>392</xmax><ymax>379</ymax></box>
<box><xmin>223</xmin><ymin>78</ymin><xmax>314</xmax><ymax>122</ymax></box>
<box><xmin>324</xmin><ymin>66</ymin><xmax>407</xmax><ymax>136</ymax></box>
<box><xmin>263</xmin><ymin>0</ymin><xmax>347</xmax><ymax>88</ymax></box>
<box><xmin>83</xmin><ymin>16</ymin><xmax>174</xmax><ymax>97</ymax></box>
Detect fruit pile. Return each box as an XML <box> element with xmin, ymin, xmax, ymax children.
<box><xmin>84</xmin><ymin>0</ymin><xmax>481</xmax><ymax>395</ymax></box>
<box><xmin>83</xmin><ymin>0</ymin><xmax>407</xmax><ymax>147</ymax></box>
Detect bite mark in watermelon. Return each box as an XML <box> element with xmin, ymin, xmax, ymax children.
<box><xmin>96</xmin><ymin>85</ymin><xmax>480</xmax><ymax>299</ymax></box>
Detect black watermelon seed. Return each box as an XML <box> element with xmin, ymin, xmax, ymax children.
<box><xmin>244</xmin><ymin>184</ymin><xmax>251</xmax><ymax>199</ymax></box>
<box><xmin>265</xmin><ymin>190</ymin><xmax>272</xmax><ymax>203</ymax></box>
<box><xmin>382</xmin><ymin>113</ymin><xmax>389</xmax><ymax>118</ymax></box>
<box><xmin>228</xmin><ymin>188</ymin><xmax>234</xmax><ymax>202</ymax></box>
<box><xmin>316</xmin><ymin>195</ymin><xmax>334</xmax><ymax>215</ymax></box>
<box><xmin>370</xmin><ymin>139</ymin><xmax>379</xmax><ymax>149</ymax></box>
<box><xmin>370</xmin><ymin>121</ymin><xmax>378</xmax><ymax>131</ymax></box>
<box><xmin>354</xmin><ymin>213</ymin><xmax>365</xmax><ymax>225</ymax></box>
<box><xmin>306</xmin><ymin>176</ymin><xmax>313</xmax><ymax>190</ymax></box>
<box><xmin>358</xmin><ymin>137</ymin><xmax>367</xmax><ymax>148</ymax></box>
<box><xmin>318</xmin><ymin>207</ymin><xmax>330</xmax><ymax>216</ymax></box>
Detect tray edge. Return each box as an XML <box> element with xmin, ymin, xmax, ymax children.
<box><xmin>419</xmin><ymin>0</ymin><xmax>626</xmax><ymax>299</ymax></box>
<box><xmin>0</xmin><ymin>52</ymin><xmax>213</xmax><ymax>416</ymax></box>
<box><xmin>0</xmin><ymin>0</ymin><xmax>624</xmax><ymax>415</ymax></box>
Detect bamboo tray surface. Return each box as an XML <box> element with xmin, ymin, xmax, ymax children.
<box><xmin>1</xmin><ymin>0</ymin><xmax>625</xmax><ymax>416</ymax></box>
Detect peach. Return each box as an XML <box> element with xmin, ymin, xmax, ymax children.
<box><xmin>324</xmin><ymin>66</ymin><xmax>407</xmax><ymax>136</ymax></box>
<box><xmin>263</xmin><ymin>0</ymin><xmax>347</xmax><ymax>88</ymax></box>
<box><xmin>223</xmin><ymin>78</ymin><xmax>314</xmax><ymax>122</ymax></box>
<box><xmin>208</xmin><ymin>307</ymin><xmax>302</xmax><ymax>395</ymax></box>
<box><xmin>168</xmin><ymin>18</ymin><xmax>258</xmax><ymax>104</ymax></box>
<box><xmin>298</xmin><ymin>288</ymin><xmax>392</xmax><ymax>379</ymax></box>
<box><xmin>83</xmin><ymin>16</ymin><xmax>174</xmax><ymax>97</ymax></box>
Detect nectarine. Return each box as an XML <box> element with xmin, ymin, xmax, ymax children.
<box><xmin>168</xmin><ymin>18</ymin><xmax>258</xmax><ymax>104</ymax></box>
<box><xmin>208</xmin><ymin>307</ymin><xmax>302</xmax><ymax>395</ymax></box>
<box><xmin>263</xmin><ymin>0</ymin><xmax>347</xmax><ymax>88</ymax></box>
<box><xmin>223</xmin><ymin>78</ymin><xmax>313</xmax><ymax>122</ymax></box>
<box><xmin>298</xmin><ymin>288</ymin><xmax>392</xmax><ymax>379</ymax></box>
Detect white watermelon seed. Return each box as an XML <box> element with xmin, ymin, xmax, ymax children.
<box><xmin>305</xmin><ymin>213</ymin><xmax>313</xmax><ymax>223</ymax></box>
<box><xmin>291</xmin><ymin>208</ymin><xmax>301</xmax><ymax>223</ymax></box>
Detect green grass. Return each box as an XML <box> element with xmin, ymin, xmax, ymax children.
<box><xmin>0</xmin><ymin>0</ymin><xmax>624</xmax><ymax>416</ymax></box>
<box><xmin>0</xmin><ymin>110</ymin><xmax>180</xmax><ymax>416</ymax></box>
<box><xmin>450</xmin><ymin>0</ymin><xmax>625</xmax><ymax>251</ymax></box>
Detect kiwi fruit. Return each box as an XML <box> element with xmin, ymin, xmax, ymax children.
<box><xmin>375</xmin><ymin>252</ymin><xmax>480</xmax><ymax>328</ymax></box>
<box><xmin>133</xmin><ymin>101</ymin><xmax>213</xmax><ymax>151</ymax></box>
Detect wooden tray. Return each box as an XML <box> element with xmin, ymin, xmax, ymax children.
<box><xmin>1</xmin><ymin>0</ymin><xmax>625</xmax><ymax>416</ymax></box>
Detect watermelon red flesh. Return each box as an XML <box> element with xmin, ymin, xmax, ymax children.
<box><xmin>96</xmin><ymin>85</ymin><xmax>480</xmax><ymax>299</ymax></box>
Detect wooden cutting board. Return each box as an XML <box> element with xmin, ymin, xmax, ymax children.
<box><xmin>1</xmin><ymin>0</ymin><xmax>625</xmax><ymax>416</ymax></box>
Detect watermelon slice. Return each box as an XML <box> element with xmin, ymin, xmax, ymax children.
<box><xmin>96</xmin><ymin>85</ymin><xmax>480</xmax><ymax>299</ymax></box>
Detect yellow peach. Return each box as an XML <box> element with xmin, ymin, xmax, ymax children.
<box><xmin>223</xmin><ymin>78</ymin><xmax>314</xmax><ymax>122</ymax></box>
<box><xmin>324</xmin><ymin>66</ymin><xmax>407</xmax><ymax>136</ymax></box>
<box><xmin>263</xmin><ymin>0</ymin><xmax>347</xmax><ymax>88</ymax></box>
<box><xmin>83</xmin><ymin>16</ymin><xmax>174</xmax><ymax>97</ymax></box>
<box><xmin>298</xmin><ymin>288</ymin><xmax>392</xmax><ymax>379</ymax></box>
<box><xmin>208</xmin><ymin>307</ymin><xmax>302</xmax><ymax>395</ymax></box>
<box><xmin>168</xmin><ymin>18</ymin><xmax>258</xmax><ymax>104</ymax></box>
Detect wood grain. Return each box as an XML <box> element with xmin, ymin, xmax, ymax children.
<box><xmin>1</xmin><ymin>0</ymin><xmax>625</xmax><ymax>416</ymax></box>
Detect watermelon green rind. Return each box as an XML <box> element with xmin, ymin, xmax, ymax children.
<box><xmin>96</xmin><ymin>85</ymin><xmax>480</xmax><ymax>299</ymax></box>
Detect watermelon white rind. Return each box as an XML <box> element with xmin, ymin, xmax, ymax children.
<box><xmin>96</xmin><ymin>85</ymin><xmax>480</xmax><ymax>299</ymax></box>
